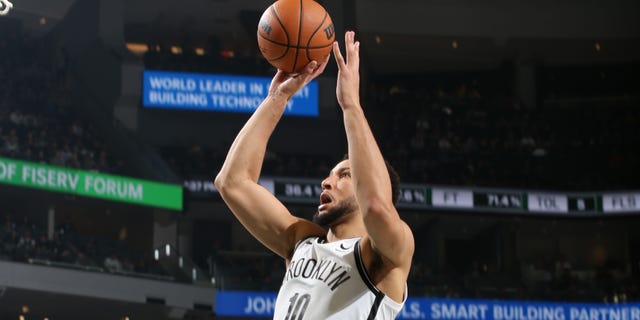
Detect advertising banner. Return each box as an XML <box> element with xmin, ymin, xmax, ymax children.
<box><xmin>215</xmin><ymin>291</ymin><xmax>640</xmax><ymax>320</ymax></box>
<box><xmin>142</xmin><ymin>70</ymin><xmax>319</xmax><ymax>117</ymax></box>
<box><xmin>0</xmin><ymin>157</ymin><xmax>182</xmax><ymax>210</ymax></box>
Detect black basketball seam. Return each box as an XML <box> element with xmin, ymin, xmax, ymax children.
<box><xmin>257</xmin><ymin>33</ymin><xmax>289</xmax><ymax>47</ymax></box>
<box><xmin>291</xmin><ymin>0</ymin><xmax>304</xmax><ymax>73</ymax></box>
<box><xmin>260</xmin><ymin>41</ymin><xmax>331</xmax><ymax>63</ymax></box>
<box><xmin>306</xmin><ymin>10</ymin><xmax>329</xmax><ymax>62</ymax></box>
<box><xmin>258</xmin><ymin>35</ymin><xmax>332</xmax><ymax>49</ymax></box>
<box><xmin>265</xmin><ymin>43</ymin><xmax>333</xmax><ymax>63</ymax></box>
<box><xmin>265</xmin><ymin>5</ymin><xmax>290</xmax><ymax>61</ymax></box>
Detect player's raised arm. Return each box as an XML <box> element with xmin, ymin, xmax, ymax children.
<box><xmin>214</xmin><ymin>60</ymin><xmax>328</xmax><ymax>260</ymax></box>
<box><xmin>333</xmin><ymin>32</ymin><xmax>415</xmax><ymax>268</ymax></box>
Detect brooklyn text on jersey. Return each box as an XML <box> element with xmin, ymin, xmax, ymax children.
<box><xmin>284</xmin><ymin>256</ymin><xmax>352</xmax><ymax>291</ymax></box>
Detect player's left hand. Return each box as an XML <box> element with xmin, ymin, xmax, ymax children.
<box><xmin>333</xmin><ymin>31</ymin><xmax>360</xmax><ymax>109</ymax></box>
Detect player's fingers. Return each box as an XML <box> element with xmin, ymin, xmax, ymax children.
<box><xmin>333</xmin><ymin>41</ymin><xmax>345</xmax><ymax>69</ymax></box>
<box><xmin>304</xmin><ymin>61</ymin><xmax>318</xmax><ymax>75</ymax></box>
<box><xmin>345</xmin><ymin>30</ymin><xmax>354</xmax><ymax>46</ymax></box>
<box><xmin>273</xmin><ymin>70</ymin><xmax>286</xmax><ymax>82</ymax></box>
<box><xmin>269</xmin><ymin>70</ymin><xmax>287</xmax><ymax>92</ymax></box>
<box><xmin>312</xmin><ymin>54</ymin><xmax>331</xmax><ymax>76</ymax></box>
<box><xmin>345</xmin><ymin>31</ymin><xmax>357</xmax><ymax>65</ymax></box>
<box><xmin>350</xmin><ymin>40</ymin><xmax>360</xmax><ymax>66</ymax></box>
<box><xmin>295</xmin><ymin>61</ymin><xmax>317</xmax><ymax>85</ymax></box>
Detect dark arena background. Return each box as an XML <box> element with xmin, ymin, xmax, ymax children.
<box><xmin>1</xmin><ymin>0</ymin><xmax>639</xmax><ymax>319</ymax></box>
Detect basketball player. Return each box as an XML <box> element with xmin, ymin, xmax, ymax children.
<box><xmin>215</xmin><ymin>31</ymin><xmax>414</xmax><ymax>319</ymax></box>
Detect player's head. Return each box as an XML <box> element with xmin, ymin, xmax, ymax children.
<box><xmin>312</xmin><ymin>155</ymin><xmax>400</xmax><ymax>227</ymax></box>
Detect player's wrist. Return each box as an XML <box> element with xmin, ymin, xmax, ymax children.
<box><xmin>266</xmin><ymin>92</ymin><xmax>291</xmax><ymax>105</ymax></box>
<box><xmin>338</xmin><ymin>97</ymin><xmax>361</xmax><ymax>109</ymax></box>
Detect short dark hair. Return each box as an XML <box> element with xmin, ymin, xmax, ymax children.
<box><xmin>341</xmin><ymin>154</ymin><xmax>401</xmax><ymax>205</ymax></box>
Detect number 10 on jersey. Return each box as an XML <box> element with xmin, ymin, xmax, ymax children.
<box><xmin>285</xmin><ymin>293</ymin><xmax>311</xmax><ymax>320</ymax></box>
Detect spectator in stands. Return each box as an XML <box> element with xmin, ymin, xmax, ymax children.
<box><xmin>134</xmin><ymin>255</ymin><xmax>150</xmax><ymax>274</ymax></box>
<box><xmin>49</xmin><ymin>231</ymin><xmax>65</xmax><ymax>260</ymax></box>
<box><xmin>104</xmin><ymin>252</ymin><xmax>123</xmax><ymax>273</ymax></box>
<box><xmin>2</xmin><ymin>229</ymin><xmax>19</xmax><ymax>258</ymax></box>
<box><xmin>57</xmin><ymin>247</ymin><xmax>75</xmax><ymax>264</ymax></box>
<box><xmin>33</xmin><ymin>234</ymin><xmax>52</xmax><ymax>260</ymax></box>
<box><xmin>1</xmin><ymin>214</ymin><xmax>13</xmax><ymax>234</ymax></box>
<box><xmin>75</xmin><ymin>252</ymin><xmax>95</xmax><ymax>268</ymax></box>
<box><xmin>16</xmin><ymin>229</ymin><xmax>36</xmax><ymax>260</ymax></box>
<box><xmin>121</xmin><ymin>257</ymin><xmax>135</xmax><ymax>272</ymax></box>
<box><xmin>57</xmin><ymin>218</ymin><xmax>77</xmax><ymax>242</ymax></box>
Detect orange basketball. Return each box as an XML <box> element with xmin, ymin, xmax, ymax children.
<box><xmin>257</xmin><ymin>0</ymin><xmax>335</xmax><ymax>73</ymax></box>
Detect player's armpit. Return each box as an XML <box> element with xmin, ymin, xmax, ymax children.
<box><xmin>217</xmin><ymin>178</ymin><xmax>325</xmax><ymax>259</ymax></box>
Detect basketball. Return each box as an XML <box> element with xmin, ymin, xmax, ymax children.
<box><xmin>257</xmin><ymin>0</ymin><xmax>335</xmax><ymax>73</ymax></box>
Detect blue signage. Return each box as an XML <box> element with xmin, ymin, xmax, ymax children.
<box><xmin>399</xmin><ymin>298</ymin><xmax>640</xmax><ymax>320</ymax></box>
<box><xmin>216</xmin><ymin>291</ymin><xmax>640</xmax><ymax>319</ymax></box>
<box><xmin>142</xmin><ymin>70</ymin><xmax>319</xmax><ymax>117</ymax></box>
<box><xmin>216</xmin><ymin>291</ymin><xmax>277</xmax><ymax>317</ymax></box>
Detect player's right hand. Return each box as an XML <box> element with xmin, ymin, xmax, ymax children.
<box><xmin>269</xmin><ymin>55</ymin><xmax>329</xmax><ymax>101</ymax></box>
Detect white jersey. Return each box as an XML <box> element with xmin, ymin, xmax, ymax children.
<box><xmin>273</xmin><ymin>236</ymin><xmax>406</xmax><ymax>320</ymax></box>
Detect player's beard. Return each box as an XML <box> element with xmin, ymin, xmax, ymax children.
<box><xmin>313</xmin><ymin>195</ymin><xmax>357</xmax><ymax>227</ymax></box>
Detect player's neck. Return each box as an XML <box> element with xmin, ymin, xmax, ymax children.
<box><xmin>326</xmin><ymin>215</ymin><xmax>367</xmax><ymax>242</ymax></box>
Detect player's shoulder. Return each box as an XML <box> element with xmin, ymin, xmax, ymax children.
<box><xmin>286</xmin><ymin>219</ymin><xmax>326</xmax><ymax>259</ymax></box>
<box><xmin>359</xmin><ymin>232</ymin><xmax>413</xmax><ymax>270</ymax></box>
